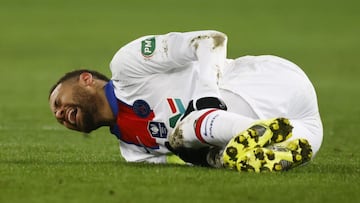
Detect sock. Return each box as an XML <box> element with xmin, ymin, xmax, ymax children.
<box><xmin>191</xmin><ymin>109</ymin><xmax>255</xmax><ymax>147</ymax></box>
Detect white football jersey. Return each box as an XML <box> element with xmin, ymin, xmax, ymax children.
<box><xmin>106</xmin><ymin>31</ymin><xmax>323</xmax><ymax>163</ymax></box>
<box><xmin>108</xmin><ymin>31</ymin><xmax>224</xmax><ymax>163</ymax></box>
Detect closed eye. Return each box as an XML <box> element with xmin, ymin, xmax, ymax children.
<box><xmin>52</xmin><ymin>99</ymin><xmax>61</xmax><ymax>114</ymax></box>
<box><xmin>54</xmin><ymin>99</ymin><xmax>61</xmax><ymax>108</ymax></box>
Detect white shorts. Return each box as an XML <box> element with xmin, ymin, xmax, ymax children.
<box><xmin>219</xmin><ymin>55</ymin><xmax>323</xmax><ymax>155</ymax></box>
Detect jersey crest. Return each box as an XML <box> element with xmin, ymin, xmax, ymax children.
<box><xmin>133</xmin><ymin>99</ymin><xmax>151</xmax><ymax>118</ymax></box>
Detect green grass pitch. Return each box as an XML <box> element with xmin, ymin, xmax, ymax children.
<box><xmin>1</xmin><ymin>0</ymin><xmax>359</xmax><ymax>202</ymax></box>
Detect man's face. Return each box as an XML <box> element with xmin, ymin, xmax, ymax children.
<box><xmin>49</xmin><ymin>82</ymin><xmax>99</xmax><ymax>133</ymax></box>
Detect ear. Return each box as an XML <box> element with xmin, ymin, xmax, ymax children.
<box><xmin>79</xmin><ymin>72</ymin><xmax>94</xmax><ymax>86</ymax></box>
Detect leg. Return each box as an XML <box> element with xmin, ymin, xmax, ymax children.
<box><xmin>168</xmin><ymin>109</ymin><xmax>256</xmax><ymax>149</ymax></box>
<box><xmin>167</xmin><ymin>108</ymin><xmax>295</xmax><ymax>168</ymax></box>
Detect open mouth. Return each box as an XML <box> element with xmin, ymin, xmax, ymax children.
<box><xmin>67</xmin><ymin>108</ymin><xmax>78</xmax><ymax>125</ymax></box>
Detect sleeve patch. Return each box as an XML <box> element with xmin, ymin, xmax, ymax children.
<box><xmin>141</xmin><ymin>37</ymin><xmax>156</xmax><ymax>57</ymax></box>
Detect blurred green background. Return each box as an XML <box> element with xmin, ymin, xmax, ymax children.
<box><xmin>1</xmin><ymin>0</ymin><xmax>359</xmax><ymax>202</ymax></box>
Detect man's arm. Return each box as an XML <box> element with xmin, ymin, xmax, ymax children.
<box><xmin>182</xmin><ymin>31</ymin><xmax>228</xmax><ymax>100</ymax></box>
<box><xmin>110</xmin><ymin>30</ymin><xmax>227</xmax><ymax>85</ymax></box>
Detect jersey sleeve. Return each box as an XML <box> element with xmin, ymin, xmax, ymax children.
<box><xmin>118</xmin><ymin>140</ymin><xmax>168</xmax><ymax>164</ymax></box>
<box><xmin>109</xmin><ymin>30</ymin><xmax>228</xmax><ymax>80</ymax></box>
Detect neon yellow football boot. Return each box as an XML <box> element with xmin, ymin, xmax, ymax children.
<box><xmin>222</xmin><ymin>117</ymin><xmax>293</xmax><ymax>169</ymax></box>
<box><xmin>234</xmin><ymin>138</ymin><xmax>313</xmax><ymax>172</ymax></box>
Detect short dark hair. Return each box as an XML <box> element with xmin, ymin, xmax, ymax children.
<box><xmin>49</xmin><ymin>69</ymin><xmax>110</xmax><ymax>99</ymax></box>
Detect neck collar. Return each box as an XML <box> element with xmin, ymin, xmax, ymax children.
<box><xmin>104</xmin><ymin>81</ymin><xmax>119</xmax><ymax>117</ymax></box>
<box><xmin>104</xmin><ymin>81</ymin><xmax>121</xmax><ymax>139</ymax></box>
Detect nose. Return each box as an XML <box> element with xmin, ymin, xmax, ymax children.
<box><xmin>55</xmin><ymin>107</ymin><xmax>65</xmax><ymax>120</ymax></box>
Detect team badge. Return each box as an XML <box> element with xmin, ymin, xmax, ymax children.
<box><xmin>148</xmin><ymin>122</ymin><xmax>168</xmax><ymax>138</ymax></box>
<box><xmin>141</xmin><ymin>37</ymin><xmax>156</xmax><ymax>57</ymax></box>
<box><xmin>133</xmin><ymin>99</ymin><xmax>151</xmax><ymax>118</ymax></box>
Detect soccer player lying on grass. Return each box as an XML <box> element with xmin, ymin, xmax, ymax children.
<box><xmin>48</xmin><ymin>30</ymin><xmax>323</xmax><ymax>172</ymax></box>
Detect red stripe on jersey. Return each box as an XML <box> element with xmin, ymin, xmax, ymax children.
<box><xmin>117</xmin><ymin>102</ymin><xmax>158</xmax><ymax>149</ymax></box>
<box><xmin>167</xmin><ymin>98</ymin><xmax>177</xmax><ymax>113</ymax></box>
<box><xmin>194</xmin><ymin>109</ymin><xmax>217</xmax><ymax>144</ymax></box>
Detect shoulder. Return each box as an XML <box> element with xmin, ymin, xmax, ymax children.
<box><xmin>109</xmin><ymin>35</ymin><xmax>153</xmax><ymax>76</ymax></box>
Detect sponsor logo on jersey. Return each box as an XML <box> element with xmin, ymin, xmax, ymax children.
<box><xmin>141</xmin><ymin>37</ymin><xmax>155</xmax><ymax>57</ymax></box>
<box><xmin>167</xmin><ymin>98</ymin><xmax>186</xmax><ymax>128</ymax></box>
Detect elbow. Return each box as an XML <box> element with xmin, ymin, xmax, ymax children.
<box><xmin>191</xmin><ymin>30</ymin><xmax>227</xmax><ymax>50</ymax></box>
<box><xmin>212</xmin><ymin>31</ymin><xmax>227</xmax><ymax>48</ymax></box>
